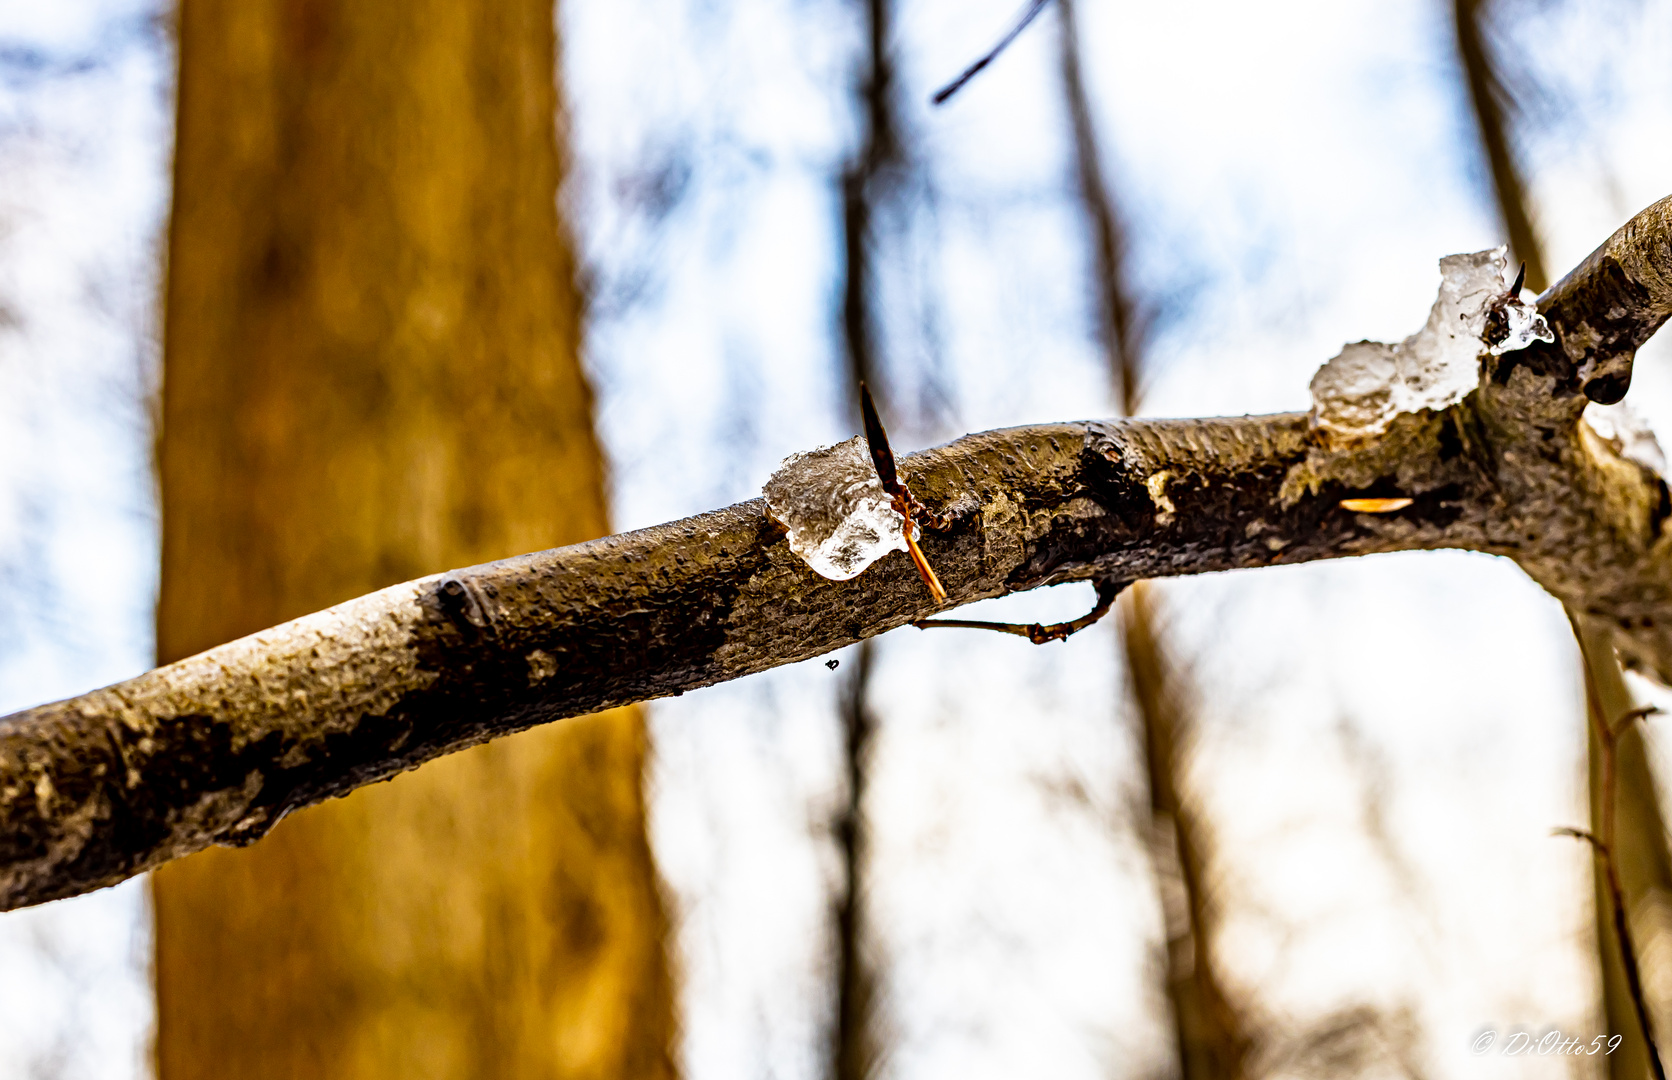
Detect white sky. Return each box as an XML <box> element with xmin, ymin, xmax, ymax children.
<box><xmin>3</xmin><ymin>0</ymin><xmax>1672</xmax><ymax>1078</ymax></box>
<box><xmin>0</xmin><ymin>4</ymin><xmax>167</xmax><ymax>1079</ymax></box>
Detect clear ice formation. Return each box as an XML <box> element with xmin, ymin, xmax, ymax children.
<box><xmin>1584</xmin><ymin>400</ymin><xmax>1667</xmax><ymax>476</ymax></box>
<box><xmin>762</xmin><ymin>435</ymin><xmax>909</xmax><ymax>581</ymax></box>
<box><xmin>1310</xmin><ymin>247</ymin><xmax>1553</xmax><ymax>438</ymax></box>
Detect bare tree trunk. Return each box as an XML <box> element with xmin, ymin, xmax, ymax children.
<box><xmin>1453</xmin><ymin>4</ymin><xmax>1672</xmax><ymax>1068</ymax></box>
<box><xmin>1581</xmin><ymin>619</ymin><xmax>1672</xmax><ymax>1079</ymax></box>
<box><xmin>1056</xmin><ymin>3</ymin><xmax>1254</xmax><ymax>1075</ymax></box>
<box><xmin>151</xmin><ymin>0</ymin><xmax>677</xmax><ymax>1077</ymax></box>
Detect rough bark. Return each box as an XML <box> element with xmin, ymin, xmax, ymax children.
<box><xmin>3</xmin><ymin>196</ymin><xmax>1672</xmax><ymax>910</ymax></box>
<box><xmin>148</xmin><ymin>0</ymin><xmax>676</xmax><ymax>1075</ymax></box>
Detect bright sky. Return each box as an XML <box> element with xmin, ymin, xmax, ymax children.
<box><xmin>3</xmin><ymin>1</ymin><xmax>1672</xmax><ymax>1078</ymax></box>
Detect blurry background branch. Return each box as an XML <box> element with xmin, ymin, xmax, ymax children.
<box><xmin>1573</xmin><ymin>620</ymin><xmax>1670</xmax><ymax>1080</ymax></box>
<box><xmin>829</xmin><ymin>0</ymin><xmax>909</xmax><ymax>1074</ymax></box>
<box><xmin>1579</xmin><ymin>613</ymin><xmax>1672</xmax><ymax>1079</ymax></box>
<box><xmin>1455</xmin><ymin>0</ymin><xmax>1548</xmax><ymax>294</ymax></box>
<box><xmin>1055</xmin><ymin>1</ymin><xmax>1255</xmax><ymax>1076</ymax></box>
<box><xmin>929</xmin><ymin>0</ymin><xmax>1049</xmax><ymax>105</ymax></box>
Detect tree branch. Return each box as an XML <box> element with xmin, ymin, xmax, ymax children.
<box><xmin>3</xmin><ymin>196</ymin><xmax>1672</xmax><ymax>910</ymax></box>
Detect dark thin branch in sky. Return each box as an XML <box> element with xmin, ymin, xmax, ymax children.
<box><xmin>930</xmin><ymin>0</ymin><xmax>1050</xmax><ymax>106</ymax></box>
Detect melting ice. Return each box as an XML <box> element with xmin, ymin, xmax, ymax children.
<box><xmin>762</xmin><ymin>436</ymin><xmax>908</xmax><ymax>580</ymax></box>
<box><xmin>1310</xmin><ymin>247</ymin><xmax>1552</xmax><ymax>438</ymax></box>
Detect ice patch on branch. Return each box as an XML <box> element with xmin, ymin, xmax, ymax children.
<box><xmin>1494</xmin><ymin>294</ymin><xmax>1553</xmax><ymax>354</ymax></box>
<box><xmin>762</xmin><ymin>436</ymin><xmax>908</xmax><ymax>580</ymax></box>
<box><xmin>1584</xmin><ymin>401</ymin><xmax>1667</xmax><ymax>475</ymax></box>
<box><xmin>1309</xmin><ymin>247</ymin><xmax>1552</xmax><ymax>438</ymax></box>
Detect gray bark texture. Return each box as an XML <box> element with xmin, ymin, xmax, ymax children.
<box><xmin>3</xmin><ymin>196</ymin><xmax>1672</xmax><ymax>911</ymax></box>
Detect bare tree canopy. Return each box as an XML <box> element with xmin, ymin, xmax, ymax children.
<box><xmin>2</xmin><ymin>194</ymin><xmax>1671</xmax><ymax>911</ymax></box>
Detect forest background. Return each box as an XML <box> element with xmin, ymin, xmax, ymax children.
<box><xmin>3</xmin><ymin>0</ymin><xmax>1672</xmax><ymax>1078</ymax></box>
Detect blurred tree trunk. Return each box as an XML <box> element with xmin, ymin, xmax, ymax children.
<box><xmin>1453</xmin><ymin>3</ymin><xmax>1672</xmax><ymax>1071</ymax></box>
<box><xmin>832</xmin><ymin>638</ymin><xmax>879</xmax><ymax>1080</ymax></box>
<box><xmin>1121</xmin><ymin>587</ymin><xmax>1252</xmax><ymax>1080</ymax></box>
<box><xmin>1580</xmin><ymin>620</ymin><xmax>1672</xmax><ymax>1080</ymax></box>
<box><xmin>1056</xmin><ymin>2</ymin><xmax>1253</xmax><ymax>1076</ymax></box>
<box><xmin>151</xmin><ymin>1</ymin><xmax>677</xmax><ymax>1078</ymax></box>
<box><xmin>830</xmin><ymin>0</ymin><xmax>902</xmax><ymax>1075</ymax></box>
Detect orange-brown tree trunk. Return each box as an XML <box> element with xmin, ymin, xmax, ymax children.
<box><xmin>152</xmin><ymin>1</ymin><xmax>676</xmax><ymax>1077</ymax></box>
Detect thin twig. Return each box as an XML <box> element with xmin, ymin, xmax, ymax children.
<box><xmin>913</xmin><ymin>578</ymin><xmax>1124</xmax><ymax>643</ymax></box>
<box><xmin>930</xmin><ymin>0</ymin><xmax>1051</xmax><ymax>105</ymax></box>
<box><xmin>860</xmin><ymin>381</ymin><xmax>948</xmax><ymax>604</ymax></box>
<box><xmin>1612</xmin><ymin>706</ymin><xmax>1662</xmax><ymax>741</ymax></box>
